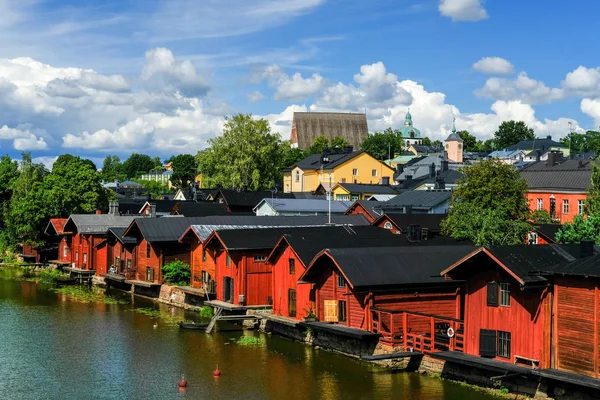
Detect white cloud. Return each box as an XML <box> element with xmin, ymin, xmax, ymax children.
<box><xmin>255</xmin><ymin>64</ymin><xmax>327</xmax><ymax>101</ymax></box>
<box><xmin>563</xmin><ymin>66</ymin><xmax>600</xmax><ymax>98</ymax></box>
<box><xmin>475</xmin><ymin>72</ymin><xmax>564</xmax><ymax>104</ymax></box>
<box><xmin>0</xmin><ymin>125</ymin><xmax>48</xmax><ymax>150</ymax></box>
<box><xmin>247</xmin><ymin>91</ymin><xmax>265</xmax><ymax>102</ymax></box>
<box><xmin>439</xmin><ymin>0</ymin><xmax>488</xmax><ymax>22</ymax></box>
<box><xmin>32</xmin><ymin>156</ymin><xmax>58</xmax><ymax>170</ymax></box>
<box><xmin>472</xmin><ymin>57</ymin><xmax>514</xmax><ymax>75</ymax></box>
<box><xmin>581</xmin><ymin>98</ymin><xmax>600</xmax><ymax>128</ymax></box>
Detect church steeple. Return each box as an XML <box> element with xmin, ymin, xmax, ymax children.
<box><xmin>404</xmin><ymin>108</ymin><xmax>413</xmax><ymax>127</ymax></box>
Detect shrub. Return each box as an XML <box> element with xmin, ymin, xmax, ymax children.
<box><xmin>199</xmin><ymin>306</ymin><xmax>214</xmax><ymax>319</ymax></box>
<box><xmin>39</xmin><ymin>268</ymin><xmax>69</xmax><ymax>283</ymax></box>
<box><xmin>161</xmin><ymin>260</ymin><xmax>191</xmax><ymax>285</ymax></box>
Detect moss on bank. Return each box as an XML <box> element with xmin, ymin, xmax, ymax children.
<box><xmin>426</xmin><ymin>372</ymin><xmax>531</xmax><ymax>399</ymax></box>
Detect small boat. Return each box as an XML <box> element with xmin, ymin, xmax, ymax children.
<box><xmin>178</xmin><ymin>322</ymin><xmax>209</xmax><ymax>330</ymax></box>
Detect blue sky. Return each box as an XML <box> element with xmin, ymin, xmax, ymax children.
<box><xmin>1</xmin><ymin>0</ymin><xmax>599</xmax><ymax>168</ymax></box>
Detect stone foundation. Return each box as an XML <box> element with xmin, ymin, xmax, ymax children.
<box><xmin>157</xmin><ymin>285</ymin><xmax>205</xmax><ymax>311</ymax></box>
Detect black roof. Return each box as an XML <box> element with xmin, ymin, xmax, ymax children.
<box><xmin>118</xmin><ymin>199</ymin><xmax>148</xmax><ymax>215</ymax></box>
<box><xmin>535</xmin><ymin>224</ymin><xmax>561</xmax><ymax>243</ymax></box>
<box><xmin>107</xmin><ymin>227</ymin><xmax>137</xmax><ymax>245</ymax></box>
<box><xmin>376</xmin><ymin>213</ymin><xmax>446</xmax><ymax>232</ymax></box>
<box><xmin>345</xmin><ymin>200</ymin><xmax>385</xmax><ymax>219</ymax></box>
<box><xmin>520</xmin><ymin>159</ymin><xmax>593</xmax><ymax>192</ymax></box>
<box><xmin>383</xmin><ymin>190</ymin><xmax>451</xmax><ymax>209</ymax></box>
<box><xmin>304</xmin><ymin>246</ymin><xmax>477</xmax><ymax>288</ymax></box>
<box><xmin>401</xmin><ymin>169</ymin><xmax>463</xmax><ymax>186</ymax></box>
<box><xmin>543</xmin><ymin>253</ymin><xmax>600</xmax><ymax>278</ymax></box>
<box><xmin>215</xmin><ymin>189</ymin><xmax>295</xmax><ymax>208</ymax></box>
<box><xmin>172</xmin><ymin>202</ymin><xmax>229</xmax><ymax>217</ymax></box>
<box><xmin>284</xmin><ymin>151</ymin><xmax>366</xmax><ymax>172</ymax></box>
<box><xmin>337</xmin><ymin>184</ymin><xmax>400</xmax><ymax>195</ymax></box>
<box><xmin>270</xmin><ymin>226</ymin><xmax>407</xmax><ymax>265</ymax></box>
<box><xmin>505</xmin><ymin>138</ymin><xmax>564</xmax><ymax>152</ymax></box>
<box><xmin>411</xmin><ymin>145</ymin><xmax>439</xmax><ymax>154</ymax></box>
<box><xmin>125</xmin><ymin>217</ymin><xmax>207</xmax><ymax>242</ymax></box>
<box><xmin>145</xmin><ymin>200</ymin><xmax>181</xmax><ymax>213</ymax></box>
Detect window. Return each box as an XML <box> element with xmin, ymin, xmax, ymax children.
<box><xmin>115</xmin><ymin>256</ymin><xmax>120</xmax><ymax>267</ymax></box>
<box><xmin>500</xmin><ymin>282</ymin><xmax>510</xmax><ymax>307</ymax></box>
<box><xmin>528</xmin><ymin>232</ymin><xmax>538</xmax><ymax>245</ymax></box>
<box><xmin>289</xmin><ymin>258</ymin><xmax>295</xmax><ymax>275</ymax></box>
<box><xmin>63</xmin><ymin>246</ymin><xmax>68</xmax><ymax>257</ymax></box>
<box><xmin>458</xmin><ymin>143</ymin><xmax>462</xmax><ymax>149</ymax></box>
<box><xmin>295</xmin><ymin>170</ymin><xmax>300</xmax><ymax>183</ymax></box>
<box><xmin>421</xmin><ymin>228</ymin><xmax>429</xmax><ymax>241</ymax></box>
<box><xmin>563</xmin><ymin>199</ymin><xmax>569</xmax><ymax>215</ymax></box>
<box><xmin>202</xmin><ymin>248</ymin><xmax>207</xmax><ymax>262</ymax></box>
<box><xmin>579</xmin><ymin>199</ymin><xmax>585</xmax><ymax>215</ymax></box>
<box><xmin>550</xmin><ymin>198</ymin><xmax>556</xmax><ymax>218</ymax></box>
<box><xmin>340</xmin><ymin>178</ymin><xmax>346</xmax><ymax>184</ymax></box>
<box><xmin>537</xmin><ymin>198</ymin><xmax>543</xmax><ymax>211</ymax></box>
<box><xmin>201</xmin><ymin>270</ymin><xmax>208</xmax><ymax>283</ymax></box>
<box><xmin>383</xmin><ymin>221</ymin><xmax>393</xmax><ymax>230</ymax></box>
<box><xmin>285</xmin><ymin>184</ymin><xmax>290</xmax><ymax>192</ymax></box>
<box><xmin>226</xmin><ymin>253</ymin><xmax>231</xmax><ymax>267</ymax></box>
<box><xmin>352</xmin><ymin>168</ymin><xmax>358</xmax><ymax>176</ymax></box>
<box><xmin>83</xmin><ymin>253</ymin><xmax>87</xmax><ymax>263</ymax></box>
<box><xmin>288</xmin><ymin>289</ymin><xmax>297</xmax><ymax>317</ymax></box>
<box><xmin>75</xmin><ymin>251</ymin><xmax>79</xmax><ymax>261</ymax></box>
<box><xmin>336</xmin><ymin>194</ymin><xmax>350</xmax><ymax>201</ymax></box>
<box><xmin>253</xmin><ymin>255</ymin><xmax>267</xmax><ymax>262</ymax></box>
<box><xmin>337</xmin><ymin>271</ymin><xmax>346</xmax><ymax>288</ymax></box>
<box><xmin>497</xmin><ymin>331</ymin><xmax>511</xmax><ymax>358</ymax></box>
<box><xmin>126</xmin><ymin>259</ymin><xmax>132</xmax><ymax>269</ymax></box>
<box><xmin>486</xmin><ymin>282</ymin><xmax>498</xmax><ymax>307</ymax></box>
<box><xmin>351</xmin><ymin>195</ymin><xmax>359</xmax><ymax>201</ymax></box>
<box><xmin>146</xmin><ymin>243</ymin><xmax>151</xmax><ymax>258</ymax></box>
<box><xmin>338</xmin><ymin>300</ymin><xmax>347</xmax><ymax>322</ymax></box>
<box><xmin>372</xmin><ymin>169</ymin><xmax>377</xmax><ymax>177</ymax></box>
<box><xmin>146</xmin><ymin>266</ymin><xmax>154</xmax><ymax>282</ymax></box>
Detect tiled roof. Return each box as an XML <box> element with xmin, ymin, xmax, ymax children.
<box><xmin>44</xmin><ymin>218</ymin><xmax>68</xmax><ymax>236</ymax></box>
<box><xmin>345</xmin><ymin>200</ymin><xmax>385</xmax><ymax>220</ymax></box>
<box><xmin>505</xmin><ymin>138</ymin><xmax>565</xmax><ymax>152</ymax></box>
<box><xmin>520</xmin><ymin>159</ymin><xmax>593</xmax><ymax>192</ymax></box>
<box><xmin>64</xmin><ymin>214</ymin><xmax>140</xmax><ymax>235</ymax></box>
<box><xmin>125</xmin><ymin>217</ymin><xmax>207</xmax><ymax>242</ymax></box>
<box><xmin>107</xmin><ymin>227</ymin><xmax>137</xmax><ymax>244</ymax></box>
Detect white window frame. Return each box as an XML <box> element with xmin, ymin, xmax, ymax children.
<box><xmin>372</xmin><ymin>169</ymin><xmax>377</xmax><ymax>177</ymax></box>
<box><xmin>352</xmin><ymin>168</ymin><xmax>358</xmax><ymax>176</ymax></box>
<box><xmin>383</xmin><ymin>221</ymin><xmax>393</xmax><ymax>230</ymax></box>
<box><xmin>500</xmin><ymin>282</ymin><xmax>510</xmax><ymax>307</ymax></box>
<box><xmin>537</xmin><ymin>198</ymin><xmax>543</xmax><ymax>211</ymax></box>
<box><xmin>563</xmin><ymin>199</ymin><xmax>569</xmax><ymax>215</ymax></box>
<box><xmin>578</xmin><ymin>199</ymin><xmax>585</xmax><ymax>215</ymax></box>
<box><xmin>295</xmin><ymin>170</ymin><xmax>300</xmax><ymax>183</ymax></box>
<box><xmin>253</xmin><ymin>255</ymin><xmax>267</xmax><ymax>262</ymax></box>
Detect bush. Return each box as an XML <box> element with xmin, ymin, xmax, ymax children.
<box><xmin>199</xmin><ymin>306</ymin><xmax>214</xmax><ymax>319</ymax></box>
<box><xmin>39</xmin><ymin>268</ymin><xmax>69</xmax><ymax>283</ymax></box>
<box><xmin>161</xmin><ymin>260</ymin><xmax>191</xmax><ymax>285</ymax></box>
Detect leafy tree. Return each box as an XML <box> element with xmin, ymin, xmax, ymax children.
<box><xmin>457</xmin><ymin>130</ymin><xmax>477</xmax><ymax>152</ymax></box>
<box><xmin>422</xmin><ymin>137</ymin><xmax>432</xmax><ymax>146</ymax></box>
<box><xmin>0</xmin><ymin>156</ymin><xmax>19</xmax><ymax>227</ymax></box>
<box><xmin>134</xmin><ymin>179</ymin><xmax>172</xmax><ymax>199</ymax></box>
<box><xmin>122</xmin><ymin>153</ymin><xmax>156</xmax><ymax>179</ymax></box>
<box><xmin>556</xmin><ymin>214</ymin><xmax>600</xmax><ymax>244</ymax></box>
<box><xmin>308</xmin><ymin>136</ymin><xmax>330</xmax><ymax>155</ymax></box>
<box><xmin>101</xmin><ymin>155</ymin><xmax>124</xmax><ymax>182</ymax></box>
<box><xmin>196</xmin><ymin>113</ymin><xmax>283</xmax><ymax>190</ymax></box>
<box><xmin>531</xmin><ymin>209</ymin><xmax>555</xmax><ymax>225</ymax></box>
<box><xmin>441</xmin><ymin>158</ymin><xmax>532</xmax><ymax>245</ymax></box>
<box><xmin>161</xmin><ymin>260</ymin><xmax>191</xmax><ymax>285</ymax></box>
<box><xmin>431</xmin><ymin>140</ymin><xmax>442</xmax><ymax>149</ymax></box>
<box><xmin>360</xmin><ymin>128</ymin><xmax>403</xmax><ymax>161</ymax></box>
<box><xmin>560</xmin><ymin>131</ymin><xmax>600</xmax><ymax>154</ymax></box>
<box><xmin>330</xmin><ymin>136</ymin><xmax>349</xmax><ymax>149</ymax></box>
<box><xmin>586</xmin><ymin>161</ymin><xmax>600</xmax><ymax>215</ymax></box>
<box><xmin>475</xmin><ymin>139</ymin><xmax>495</xmax><ymax>152</ymax></box>
<box><xmin>494</xmin><ymin>120</ymin><xmax>535</xmax><ymax>150</ymax></box>
<box><xmin>169</xmin><ymin>154</ymin><xmax>197</xmax><ymax>189</ymax></box>
<box><xmin>280</xmin><ymin>142</ymin><xmax>306</xmax><ymax>168</ymax></box>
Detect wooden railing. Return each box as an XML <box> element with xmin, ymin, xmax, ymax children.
<box><xmin>371</xmin><ymin>308</ymin><xmax>464</xmax><ymax>354</ymax></box>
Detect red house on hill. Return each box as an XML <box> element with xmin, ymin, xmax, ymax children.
<box><xmin>440</xmin><ymin>244</ymin><xmax>587</xmax><ymax>369</ymax></box>
<box><xmin>267</xmin><ymin>226</ymin><xmax>407</xmax><ymax>321</ymax></box>
<box><xmin>300</xmin><ymin>245</ymin><xmax>476</xmax><ymax>348</ymax></box>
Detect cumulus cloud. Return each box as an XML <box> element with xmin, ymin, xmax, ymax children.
<box><xmin>439</xmin><ymin>0</ymin><xmax>488</xmax><ymax>22</ymax></box>
<box><xmin>563</xmin><ymin>66</ymin><xmax>600</xmax><ymax>98</ymax></box>
<box><xmin>475</xmin><ymin>72</ymin><xmax>564</xmax><ymax>105</ymax></box>
<box><xmin>0</xmin><ymin>125</ymin><xmax>48</xmax><ymax>150</ymax></box>
<box><xmin>141</xmin><ymin>48</ymin><xmax>210</xmax><ymax>97</ymax></box>
<box><xmin>255</xmin><ymin>64</ymin><xmax>327</xmax><ymax>101</ymax></box>
<box><xmin>472</xmin><ymin>57</ymin><xmax>514</xmax><ymax>75</ymax></box>
<box><xmin>247</xmin><ymin>91</ymin><xmax>265</xmax><ymax>102</ymax></box>
<box><xmin>581</xmin><ymin>98</ymin><xmax>600</xmax><ymax>128</ymax></box>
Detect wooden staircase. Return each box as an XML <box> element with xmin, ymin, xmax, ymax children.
<box><xmin>206</xmin><ymin>307</ymin><xmax>223</xmax><ymax>333</ymax></box>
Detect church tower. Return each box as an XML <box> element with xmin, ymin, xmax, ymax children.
<box><xmin>445</xmin><ymin>118</ymin><xmax>463</xmax><ymax>163</ymax></box>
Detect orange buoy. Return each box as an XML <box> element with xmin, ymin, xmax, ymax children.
<box><xmin>179</xmin><ymin>375</ymin><xmax>187</xmax><ymax>388</ymax></box>
<box><xmin>213</xmin><ymin>365</ymin><xmax>221</xmax><ymax>377</ymax></box>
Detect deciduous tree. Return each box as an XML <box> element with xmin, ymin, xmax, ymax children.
<box><xmin>169</xmin><ymin>154</ymin><xmax>197</xmax><ymax>189</ymax></box>
<box><xmin>308</xmin><ymin>136</ymin><xmax>330</xmax><ymax>155</ymax></box>
<box><xmin>122</xmin><ymin>153</ymin><xmax>156</xmax><ymax>179</ymax></box>
<box><xmin>360</xmin><ymin>128</ymin><xmax>403</xmax><ymax>161</ymax></box>
<box><xmin>494</xmin><ymin>120</ymin><xmax>535</xmax><ymax>149</ymax></box>
<box><xmin>457</xmin><ymin>130</ymin><xmax>477</xmax><ymax>152</ymax></box>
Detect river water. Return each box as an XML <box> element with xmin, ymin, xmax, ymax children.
<box><xmin>0</xmin><ymin>270</ymin><xmax>497</xmax><ymax>400</ymax></box>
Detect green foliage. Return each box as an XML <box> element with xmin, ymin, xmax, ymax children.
<box><xmin>53</xmin><ymin>286</ymin><xmax>129</xmax><ymax>304</ymax></box>
<box><xmin>475</xmin><ymin>139</ymin><xmax>495</xmax><ymax>152</ymax></box>
<box><xmin>133</xmin><ymin>179</ymin><xmax>172</xmax><ymax>199</ymax></box>
<box><xmin>169</xmin><ymin>154</ymin><xmax>197</xmax><ymax>189</ymax></box>
<box><xmin>560</xmin><ymin>131</ymin><xmax>600</xmax><ymax>153</ymax></box>
<box><xmin>360</xmin><ymin>128</ymin><xmax>403</xmax><ymax>160</ymax></box>
<box><xmin>531</xmin><ymin>209</ymin><xmax>555</xmax><ymax>225</ymax></box>
<box><xmin>556</xmin><ymin>214</ymin><xmax>600</xmax><ymax>244</ymax></box>
<box><xmin>232</xmin><ymin>336</ymin><xmax>263</xmax><ymax>346</ymax></box>
<box><xmin>122</xmin><ymin>153</ymin><xmax>157</xmax><ymax>179</ymax></box>
<box><xmin>280</xmin><ymin>141</ymin><xmax>306</xmax><ymax>168</ymax></box>
<box><xmin>586</xmin><ymin>161</ymin><xmax>600</xmax><ymax>215</ymax></box>
<box><xmin>308</xmin><ymin>135</ymin><xmax>330</xmax><ymax>155</ymax></box>
<box><xmin>161</xmin><ymin>260</ymin><xmax>191</xmax><ymax>285</ymax></box>
<box><xmin>199</xmin><ymin>306</ymin><xmax>214</xmax><ymax>319</ymax></box>
<box><xmin>441</xmin><ymin>158</ymin><xmax>532</xmax><ymax>246</ymax></box>
<box><xmin>197</xmin><ymin>113</ymin><xmax>284</xmax><ymax>190</ymax></box>
<box><xmin>421</xmin><ymin>137</ymin><xmax>432</xmax><ymax>146</ymax></box>
<box><xmin>330</xmin><ymin>136</ymin><xmax>349</xmax><ymax>149</ymax></box>
<box><xmin>101</xmin><ymin>155</ymin><xmax>125</xmax><ymax>182</ymax></box>
<box><xmin>457</xmin><ymin>130</ymin><xmax>477</xmax><ymax>152</ymax></box>
<box><xmin>494</xmin><ymin>120</ymin><xmax>535</xmax><ymax>149</ymax></box>
<box><xmin>38</xmin><ymin>268</ymin><xmax>70</xmax><ymax>283</ymax></box>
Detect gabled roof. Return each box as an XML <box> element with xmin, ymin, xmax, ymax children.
<box><xmin>335</xmin><ymin>183</ymin><xmax>400</xmax><ymax>195</ymax></box>
<box><xmin>520</xmin><ymin>159</ymin><xmax>593</xmax><ymax>192</ymax></box>
<box><xmin>505</xmin><ymin>138</ymin><xmax>565</xmax><ymax>152</ymax></box>
<box><xmin>124</xmin><ymin>217</ymin><xmax>207</xmax><ymax>242</ymax></box>
<box><xmin>373</xmin><ymin>213</ymin><xmax>446</xmax><ymax>232</ymax></box>
<box><xmin>255</xmin><ymin>198</ymin><xmax>353</xmax><ymax>214</ymax></box>
<box><xmin>542</xmin><ymin>253</ymin><xmax>600</xmax><ymax>278</ymax></box>
<box><xmin>487</xmin><ymin>149</ymin><xmax>525</xmax><ymax>159</ymax></box>
<box><xmin>118</xmin><ymin>199</ymin><xmax>148</xmax><ymax>215</ymax></box>
<box><xmin>408</xmin><ymin>169</ymin><xmax>464</xmax><ymax>187</ymax></box>
<box><xmin>215</xmin><ymin>189</ymin><xmax>295</xmax><ymax>208</ymax></box>
<box><xmin>534</xmin><ymin>224</ymin><xmax>561</xmax><ymax>244</ymax></box>
<box><xmin>292</xmin><ymin>112</ymin><xmax>368</xmax><ymax>150</ymax></box>
<box><xmin>410</xmin><ymin>145</ymin><xmax>440</xmax><ymax>154</ymax></box>
<box><xmin>171</xmin><ymin>202</ymin><xmax>229</xmax><ymax>217</ymax></box>
<box><xmin>180</xmin><ymin>215</ymin><xmax>370</xmax><ymax>242</ymax></box>
<box><xmin>441</xmin><ymin>244</ymin><xmax>583</xmax><ymax>285</ymax></box>
<box><xmin>44</xmin><ymin>218</ymin><xmax>68</xmax><ymax>236</ymax></box>
<box><xmin>344</xmin><ymin>200</ymin><xmax>385</xmax><ymax>220</ymax></box>
<box><xmin>285</xmin><ymin>150</ymin><xmax>366</xmax><ymax>172</ymax></box>
<box><xmin>107</xmin><ymin>227</ymin><xmax>137</xmax><ymax>245</ymax></box>
<box><xmin>139</xmin><ymin>200</ymin><xmax>181</xmax><ymax>214</ymax></box>
<box><xmin>382</xmin><ymin>190</ymin><xmax>451</xmax><ymax>209</ymax></box>
<box><xmin>63</xmin><ymin>215</ymin><xmax>140</xmax><ymax>235</ymax></box>
<box><xmin>301</xmin><ymin>246</ymin><xmax>477</xmax><ymax>288</ymax></box>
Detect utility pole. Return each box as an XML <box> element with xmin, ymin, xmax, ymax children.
<box><xmin>328</xmin><ymin>174</ymin><xmax>332</xmax><ymax>225</ymax></box>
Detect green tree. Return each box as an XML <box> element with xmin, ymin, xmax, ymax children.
<box><xmin>441</xmin><ymin>158</ymin><xmax>532</xmax><ymax>245</ymax></box>
<box><xmin>101</xmin><ymin>155</ymin><xmax>123</xmax><ymax>182</ymax></box>
<box><xmin>531</xmin><ymin>209</ymin><xmax>555</xmax><ymax>225</ymax></box>
<box><xmin>494</xmin><ymin>120</ymin><xmax>535</xmax><ymax>149</ymax></box>
<box><xmin>280</xmin><ymin>142</ymin><xmax>306</xmax><ymax>168</ymax></box>
<box><xmin>196</xmin><ymin>113</ymin><xmax>283</xmax><ymax>190</ymax></box>
<box><xmin>560</xmin><ymin>133</ymin><xmax>587</xmax><ymax>153</ymax></box>
<box><xmin>422</xmin><ymin>137</ymin><xmax>432</xmax><ymax>146</ymax></box>
<box><xmin>170</xmin><ymin>154</ymin><xmax>197</xmax><ymax>189</ymax></box>
<box><xmin>330</xmin><ymin>136</ymin><xmax>349</xmax><ymax>149</ymax></box>
<box><xmin>586</xmin><ymin>161</ymin><xmax>600</xmax><ymax>215</ymax></box>
<box><xmin>556</xmin><ymin>214</ymin><xmax>600</xmax><ymax>244</ymax></box>
<box><xmin>457</xmin><ymin>130</ymin><xmax>477</xmax><ymax>152</ymax></box>
<box><xmin>134</xmin><ymin>179</ymin><xmax>172</xmax><ymax>199</ymax></box>
<box><xmin>122</xmin><ymin>153</ymin><xmax>156</xmax><ymax>179</ymax></box>
<box><xmin>475</xmin><ymin>139</ymin><xmax>495</xmax><ymax>152</ymax></box>
<box><xmin>161</xmin><ymin>260</ymin><xmax>191</xmax><ymax>285</ymax></box>
<box><xmin>0</xmin><ymin>156</ymin><xmax>19</xmax><ymax>224</ymax></box>
<box><xmin>308</xmin><ymin>136</ymin><xmax>330</xmax><ymax>155</ymax></box>
<box><xmin>360</xmin><ymin>128</ymin><xmax>403</xmax><ymax>161</ymax></box>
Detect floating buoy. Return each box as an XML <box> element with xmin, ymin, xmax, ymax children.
<box><xmin>179</xmin><ymin>375</ymin><xmax>187</xmax><ymax>388</ymax></box>
<box><xmin>213</xmin><ymin>365</ymin><xmax>221</xmax><ymax>377</ymax></box>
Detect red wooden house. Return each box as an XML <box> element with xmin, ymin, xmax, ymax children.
<box><xmin>105</xmin><ymin>227</ymin><xmax>137</xmax><ymax>279</ymax></box>
<box><xmin>44</xmin><ymin>218</ymin><xmax>69</xmax><ymax>263</ymax></box>
<box><xmin>299</xmin><ymin>245</ymin><xmax>476</xmax><ymax>348</ymax></box>
<box><xmin>266</xmin><ymin>226</ymin><xmax>406</xmax><ymax>321</ymax></box>
<box><xmin>440</xmin><ymin>244</ymin><xmax>587</xmax><ymax>369</ymax></box>
<box><xmin>344</xmin><ymin>200</ymin><xmax>385</xmax><ymax>223</ymax></box>
<box><xmin>527</xmin><ymin>224</ymin><xmax>560</xmax><ymax>245</ymax></box>
<box><xmin>373</xmin><ymin>213</ymin><xmax>445</xmax><ymax>236</ymax></box>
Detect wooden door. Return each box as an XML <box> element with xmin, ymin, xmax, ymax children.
<box><xmin>324</xmin><ymin>300</ymin><xmax>339</xmax><ymax>322</ymax></box>
<box><xmin>223</xmin><ymin>277</ymin><xmax>234</xmax><ymax>303</ymax></box>
<box><xmin>288</xmin><ymin>289</ymin><xmax>297</xmax><ymax>318</ymax></box>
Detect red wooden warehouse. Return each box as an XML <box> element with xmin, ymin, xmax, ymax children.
<box><xmin>43</xmin><ymin>218</ymin><xmax>69</xmax><ymax>263</ymax></box>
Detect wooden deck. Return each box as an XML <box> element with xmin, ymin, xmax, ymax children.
<box><xmin>298</xmin><ymin>322</ymin><xmax>381</xmax><ymax>340</ymax></box>
<box><xmin>362</xmin><ymin>352</ymin><xmax>423</xmax><ymax>361</ymax></box>
<box><xmin>531</xmin><ymin>368</ymin><xmax>600</xmax><ymax>391</ymax></box>
<box><xmin>101</xmin><ymin>273</ymin><xmax>127</xmax><ymax>282</ymax></box>
<box><xmin>430</xmin><ymin>351</ymin><xmax>534</xmax><ymax>375</ymax></box>
<box><xmin>204</xmin><ymin>300</ymin><xmax>272</xmax><ymax>311</ymax></box>
<box><xmin>64</xmin><ymin>267</ymin><xmax>96</xmax><ymax>275</ymax></box>
<box><xmin>124</xmin><ymin>280</ymin><xmax>162</xmax><ymax>288</ymax></box>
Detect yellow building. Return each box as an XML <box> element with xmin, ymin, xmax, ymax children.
<box><xmin>283</xmin><ymin>150</ymin><xmax>395</xmax><ymax>193</ymax></box>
